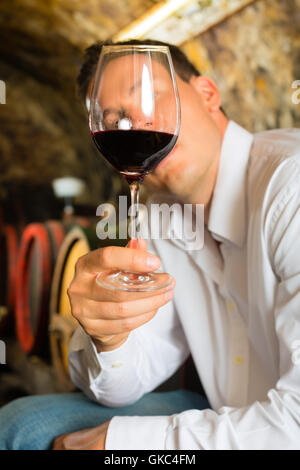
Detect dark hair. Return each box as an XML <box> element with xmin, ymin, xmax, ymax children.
<box><xmin>77</xmin><ymin>38</ymin><xmax>201</xmax><ymax>102</ymax></box>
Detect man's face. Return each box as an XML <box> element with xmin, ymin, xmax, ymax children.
<box><xmin>90</xmin><ymin>53</ymin><xmax>223</xmax><ymax>204</ymax></box>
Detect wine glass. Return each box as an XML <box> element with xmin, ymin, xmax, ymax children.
<box><xmin>89</xmin><ymin>44</ymin><xmax>180</xmax><ymax>291</ymax></box>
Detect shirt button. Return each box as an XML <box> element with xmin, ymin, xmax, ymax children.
<box><xmin>227</xmin><ymin>300</ymin><xmax>235</xmax><ymax>311</ymax></box>
<box><xmin>234</xmin><ymin>356</ymin><xmax>244</xmax><ymax>365</ymax></box>
<box><xmin>112</xmin><ymin>361</ymin><xmax>123</xmax><ymax>368</ymax></box>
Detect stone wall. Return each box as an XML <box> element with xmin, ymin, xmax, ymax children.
<box><xmin>0</xmin><ymin>0</ymin><xmax>299</xmax><ymax>209</ymax></box>
<box><xmin>182</xmin><ymin>0</ymin><xmax>300</xmax><ymax>132</ymax></box>
<box><xmin>0</xmin><ymin>0</ymin><xmax>158</xmax><ymax>205</ymax></box>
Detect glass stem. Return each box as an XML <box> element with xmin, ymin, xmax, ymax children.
<box><xmin>129</xmin><ymin>180</ymin><xmax>140</xmax><ymax>241</ymax></box>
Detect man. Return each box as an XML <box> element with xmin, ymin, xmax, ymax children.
<box><xmin>1</xmin><ymin>39</ymin><xmax>300</xmax><ymax>450</ymax></box>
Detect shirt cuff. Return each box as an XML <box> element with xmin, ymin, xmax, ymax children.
<box><xmin>86</xmin><ymin>332</ymin><xmax>137</xmax><ymax>381</ymax></box>
<box><xmin>105</xmin><ymin>415</ymin><xmax>172</xmax><ymax>450</ymax></box>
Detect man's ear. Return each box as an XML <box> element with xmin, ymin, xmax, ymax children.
<box><xmin>190</xmin><ymin>76</ymin><xmax>221</xmax><ymax>113</ymax></box>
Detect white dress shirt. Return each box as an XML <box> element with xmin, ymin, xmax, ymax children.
<box><xmin>68</xmin><ymin>121</ymin><xmax>300</xmax><ymax>449</ymax></box>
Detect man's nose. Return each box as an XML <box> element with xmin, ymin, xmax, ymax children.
<box><xmin>118</xmin><ymin>105</ymin><xmax>154</xmax><ymax>129</ymax></box>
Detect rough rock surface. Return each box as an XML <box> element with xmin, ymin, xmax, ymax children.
<box><xmin>182</xmin><ymin>0</ymin><xmax>300</xmax><ymax>132</ymax></box>
<box><xmin>0</xmin><ymin>0</ymin><xmax>299</xmax><ymax>205</ymax></box>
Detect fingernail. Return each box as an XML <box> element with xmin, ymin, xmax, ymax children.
<box><xmin>146</xmin><ymin>255</ymin><xmax>160</xmax><ymax>269</ymax></box>
<box><xmin>165</xmin><ymin>290</ymin><xmax>174</xmax><ymax>301</ymax></box>
<box><xmin>128</xmin><ymin>239</ymin><xmax>137</xmax><ymax>249</ymax></box>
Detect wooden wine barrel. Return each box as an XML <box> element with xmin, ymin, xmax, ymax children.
<box><xmin>0</xmin><ymin>225</ymin><xmax>19</xmax><ymax>335</ymax></box>
<box><xmin>15</xmin><ymin>221</ymin><xmax>66</xmax><ymax>355</ymax></box>
<box><xmin>45</xmin><ymin>220</ymin><xmax>66</xmax><ymax>257</ymax></box>
<box><xmin>49</xmin><ymin>226</ymin><xmax>101</xmax><ymax>390</ymax></box>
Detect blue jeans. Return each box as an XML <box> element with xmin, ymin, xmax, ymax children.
<box><xmin>0</xmin><ymin>390</ymin><xmax>211</xmax><ymax>450</ymax></box>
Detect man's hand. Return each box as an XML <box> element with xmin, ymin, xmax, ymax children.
<box><xmin>67</xmin><ymin>238</ymin><xmax>175</xmax><ymax>352</ymax></box>
<box><xmin>52</xmin><ymin>419</ymin><xmax>111</xmax><ymax>450</ymax></box>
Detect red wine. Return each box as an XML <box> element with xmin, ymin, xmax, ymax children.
<box><xmin>92</xmin><ymin>130</ymin><xmax>177</xmax><ymax>183</ymax></box>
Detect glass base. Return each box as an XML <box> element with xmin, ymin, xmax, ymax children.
<box><xmin>96</xmin><ymin>270</ymin><xmax>173</xmax><ymax>292</ymax></box>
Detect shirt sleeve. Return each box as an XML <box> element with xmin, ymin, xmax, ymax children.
<box><xmin>68</xmin><ymin>289</ymin><xmax>190</xmax><ymax>407</ymax></box>
<box><xmin>105</xmin><ymin>160</ymin><xmax>300</xmax><ymax>450</ymax></box>
<box><xmin>68</xmin><ymin>215</ymin><xmax>190</xmax><ymax>407</ymax></box>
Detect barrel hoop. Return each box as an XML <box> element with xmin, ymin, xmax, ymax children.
<box><xmin>15</xmin><ymin>223</ymin><xmax>52</xmax><ymax>354</ymax></box>
<box><xmin>1</xmin><ymin>225</ymin><xmax>18</xmax><ymax>313</ymax></box>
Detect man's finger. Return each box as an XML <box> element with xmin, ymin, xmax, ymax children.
<box><xmin>78</xmin><ymin>245</ymin><xmax>160</xmax><ymax>274</ymax></box>
<box><xmin>74</xmin><ymin>287</ymin><xmax>174</xmax><ymax>320</ymax></box>
<box><xmin>83</xmin><ymin>309</ymin><xmax>160</xmax><ymax>336</ymax></box>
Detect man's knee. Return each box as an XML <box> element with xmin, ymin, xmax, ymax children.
<box><xmin>0</xmin><ymin>395</ymin><xmax>35</xmax><ymax>424</ymax></box>
<box><xmin>0</xmin><ymin>394</ymin><xmax>75</xmax><ymax>449</ymax></box>
<box><xmin>0</xmin><ymin>396</ymin><xmax>38</xmax><ymax>449</ymax></box>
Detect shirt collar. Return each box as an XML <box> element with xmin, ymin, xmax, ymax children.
<box><xmin>208</xmin><ymin>120</ymin><xmax>254</xmax><ymax>248</ymax></box>
<box><xmin>147</xmin><ymin>121</ymin><xmax>253</xmax><ymax>253</ymax></box>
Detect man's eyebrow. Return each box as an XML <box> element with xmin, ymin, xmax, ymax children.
<box><xmin>102</xmin><ymin>77</ymin><xmax>152</xmax><ymax>117</ymax></box>
<box><xmin>129</xmin><ymin>79</ymin><xmax>142</xmax><ymax>95</ymax></box>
